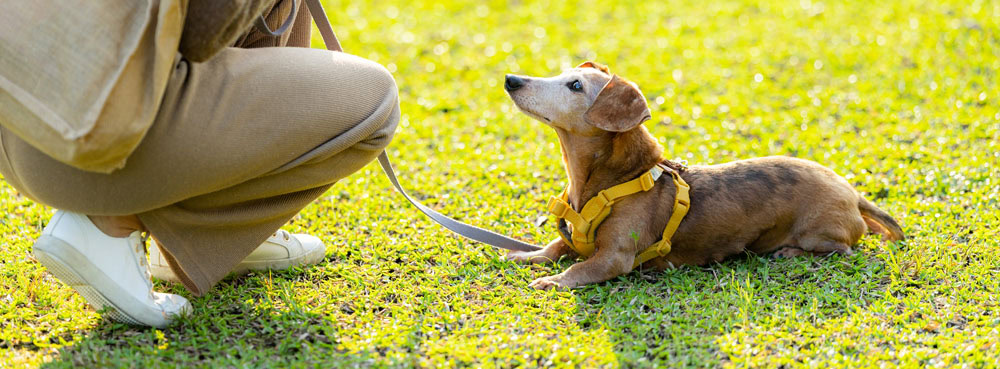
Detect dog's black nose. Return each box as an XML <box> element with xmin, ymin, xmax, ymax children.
<box><xmin>504</xmin><ymin>74</ymin><xmax>525</xmax><ymax>91</ymax></box>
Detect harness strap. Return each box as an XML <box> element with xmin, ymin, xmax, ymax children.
<box><xmin>632</xmin><ymin>169</ymin><xmax>690</xmax><ymax>268</ymax></box>
<box><xmin>549</xmin><ymin>163</ymin><xmax>690</xmax><ymax>269</ymax></box>
<box><xmin>548</xmin><ymin>165</ymin><xmax>666</xmax><ymax>257</ymax></box>
<box><xmin>306</xmin><ymin>0</ymin><xmax>541</xmax><ymax>252</ymax></box>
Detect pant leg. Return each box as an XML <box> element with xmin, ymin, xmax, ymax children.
<box><xmin>0</xmin><ymin>47</ymin><xmax>399</xmax><ymax>295</ymax></box>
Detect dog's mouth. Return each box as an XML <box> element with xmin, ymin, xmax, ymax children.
<box><xmin>523</xmin><ymin>110</ymin><xmax>552</xmax><ymax>123</ymax></box>
<box><xmin>506</xmin><ymin>92</ymin><xmax>554</xmax><ymax>123</ymax></box>
<box><xmin>512</xmin><ymin>104</ymin><xmax>552</xmax><ymax>123</ymax></box>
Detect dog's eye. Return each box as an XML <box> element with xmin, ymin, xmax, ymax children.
<box><xmin>567</xmin><ymin>80</ymin><xmax>583</xmax><ymax>92</ymax></box>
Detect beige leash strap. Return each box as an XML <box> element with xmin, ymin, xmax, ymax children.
<box><xmin>302</xmin><ymin>0</ymin><xmax>541</xmax><ymax>252</ymax></box>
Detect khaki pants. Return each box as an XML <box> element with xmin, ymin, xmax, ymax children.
<box><xmin>0</xmin><ymin>1</ymin><xmax>399</xmax><ymax>295</ymax></box>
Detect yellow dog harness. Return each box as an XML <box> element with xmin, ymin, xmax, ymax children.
<box><xmin>547</xmin><ymin>162</ymin><xmax>691</xmax><ymax>269</ymax></box>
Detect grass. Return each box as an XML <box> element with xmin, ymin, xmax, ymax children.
<box><xmin>2</xmin><ymin>0</ymin><xmax>999</xmax><ymax>367</ymax></box>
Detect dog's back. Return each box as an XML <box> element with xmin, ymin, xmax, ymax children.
<box><xmin>656</xmin><ymin>156</ymin><xmax>895</xmax><ymax>264</ymax></box>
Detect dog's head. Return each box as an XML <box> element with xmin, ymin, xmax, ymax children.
<box><xmin>504</xmin><ymin>61</ymin><xmax>651</xmax><ymax>136</ymax></box>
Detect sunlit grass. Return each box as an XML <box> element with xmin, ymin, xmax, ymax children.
<box><xmin>2</xmin><ymin>0</ymin><xmax>999</xmax><ymax>367</ymax></box>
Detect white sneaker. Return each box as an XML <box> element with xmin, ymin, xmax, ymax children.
<box><xmin>32</xmin><ymin>211</ymin><xmax>191</xmax><ymax>328</ymax></box>
<box><xmin>148</xmin><ymin>230</ymin><xmax>326</xmax><ymax>283</ymax></box>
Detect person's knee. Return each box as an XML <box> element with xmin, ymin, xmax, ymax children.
<box><xmin>355</xmin><ymin>60</ymin><xmax>400</xmax><ymax>152</ymax></box>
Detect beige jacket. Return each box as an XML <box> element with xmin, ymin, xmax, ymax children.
<box><xmin>0</xmin><ymin>0</ymin><xmax>275</xmax><ymax>173</ymax></box>
<box><xmin>0</xmin><ymin>0</ymin><xmax>184</xmax><ymax>173</ymax></box>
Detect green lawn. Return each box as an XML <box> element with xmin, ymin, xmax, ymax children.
<box><xmin>3</xmin><ymin>0</ymin><xmax>1000</xmax><ymax>367</ymax></box>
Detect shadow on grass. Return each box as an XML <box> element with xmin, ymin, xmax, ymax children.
<box><xmin>38</xmin><ymin>271</ymin><xmax>384</xmax><ymax>368</ymax></box>
<box><xmin>35</xmin><ymin>245</ymin><xmax>889</xmax><ymax>368</ymax></box>
<box><xmin>570</xmin><ymin>250</ymin><xmax>889</xmax><ymax>367</ymax></box>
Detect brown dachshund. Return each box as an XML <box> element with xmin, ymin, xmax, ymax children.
<box><xmin>503</xmin><ymin>61</ymin><xmax>904</xmax><ymax>290</ymax></box>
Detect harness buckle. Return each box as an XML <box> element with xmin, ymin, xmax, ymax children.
<box><xmin>597</xmin><ymin>191</ymin><xmax>612</xmax><ymax>206</ymax></box>
<box><xmin>674</xmin><ymin>179</ymin><xmax>691</xmax><ymax>207</ymax></box>
<box><xmin>656</xmin><ymin>241</ymin><xmax>672</xmax><ymax>256</ymax></box>
<box><xmin>547</xmin><ymin>197</ymin><xmax>569</xmax><ymax>217</ymax></box>
<box><xmin>640</xmin><ymin>172</ymin><xmax>656</xmax><ymax>191</ymax></box>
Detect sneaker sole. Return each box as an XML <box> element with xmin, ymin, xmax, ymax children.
<box><xmin>34</xmin><ymin>235</ymin><xmax>183</xmax><ymax>328</ymax></box>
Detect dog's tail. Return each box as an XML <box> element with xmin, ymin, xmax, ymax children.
<box><xmin>857</xmin><ymin>196</ymin><xmax>904</xmax><ymax>242</ymax></box>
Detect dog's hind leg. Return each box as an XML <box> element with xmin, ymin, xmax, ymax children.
<box><xmin>797</xmin><ymin>234</ymin><xmax>854</xmax><ymax>256</ymax></box>
<box><xmin>791</xmin><ymin>203</ymin><xmax>866</xmax><ymax>257</ymax></box>
<box><xmin>772</xmin><ymin>246</ymin><xmax>806</xmax><ymax>258</ymax></box>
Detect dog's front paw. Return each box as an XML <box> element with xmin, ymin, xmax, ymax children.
<box><xmin>506</xmin><ymin>250</ymin><xmax>553</xmax><ymax>264</ymax></box>
<box><xmin>529</xmin><ymin>275</ymin><xmax>572</xmax><ymax>290</ymax></box>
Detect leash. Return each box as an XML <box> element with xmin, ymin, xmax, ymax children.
<box><xmin>264</xmin><ymin>0</ymin><xmax>543</xmax><ymax>252</ymax></box>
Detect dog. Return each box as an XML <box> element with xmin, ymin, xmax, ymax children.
<box><xmin>503</xmin><ymin>61</ymin><xmax>904</xmax><ymax>290</ymax></box>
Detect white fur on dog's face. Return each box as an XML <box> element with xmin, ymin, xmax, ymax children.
<box><xmin>505</xmin><ymin>67</ymin><xmax>613</xmax><ymax>136</ymax></box>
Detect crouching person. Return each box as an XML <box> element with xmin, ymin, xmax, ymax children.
<box><xmin>0</xmin><ymin>0</ymin><xmax>399</xmax><ymax>327</ymax></box>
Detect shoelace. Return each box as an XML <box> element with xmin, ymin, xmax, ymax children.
<box><xmin>272</xmin><ymin>230</ymin><xmax>291</xmax><ymax>242</ymax></box>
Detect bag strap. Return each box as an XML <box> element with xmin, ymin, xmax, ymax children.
<box><xmin>254</xmin><ymin>0</ymin><xmax>299</xmax><ymax>37</ymax></box>
<box><xmin>304</xmin><ymin>0</ymin><xmax>541</xmax><ymax>252</ymax></box>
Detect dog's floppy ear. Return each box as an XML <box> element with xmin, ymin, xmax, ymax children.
<box><xmin>584</xmin><ymin>74</ymin><xmax>651</xmax><ymax>132</ymax></box>
<box><xmin>576</xmin><ymin>61</ymin><xmax>610</xmax><ymax>75</ymax></box>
